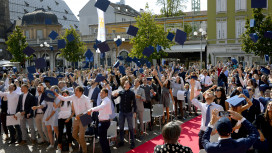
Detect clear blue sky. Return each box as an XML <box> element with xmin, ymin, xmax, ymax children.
<box><xmin>65</xmin><ymin>0</ymin><xmax>207</xmax><ymax>18</ymax></box>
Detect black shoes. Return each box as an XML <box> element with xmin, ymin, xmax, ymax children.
<box><xmin>130</xmin><ymin>143</ymin><xmax>135</xmax><ymax>149</ymax></box>
<box><xmin>117</xmin><ymin>142</ymin><xmax>124</xmax><ymax>148</ymax></box>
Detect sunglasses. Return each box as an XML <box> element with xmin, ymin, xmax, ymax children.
<box><xmin>216</xmin><ymin>89</ymin><xmax>221</xmax><ymax>92</ymax></box>
<box><xmin>248</xmin><ymin>88</ymin><xmax>252</xmax><ymax>91</ymax></box>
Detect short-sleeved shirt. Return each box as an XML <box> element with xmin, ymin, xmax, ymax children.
<box><xmin>154</xmin><ymin>143</ymin><xmax>193</xmax><ymax>153</ymax></box>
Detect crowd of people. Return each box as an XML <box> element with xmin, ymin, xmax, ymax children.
<box><xmin>0</xmin><ymin>60</ymin><xmax>271</xmax><ymax>153</ymax></box>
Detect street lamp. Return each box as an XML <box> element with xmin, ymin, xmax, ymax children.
<box><xmin>40</xmin><ymin>41</ymin><xmax>50</xmax><ymax>69</ymax></box>
<box><xmin>194</xmin><ymin>28</ymin><xmax>207</xmax><ymax>69</ymax></box>
<box><xmin>114</xmin><ymin>35</ymin><xmax>125</xmax><ymax>62</ymax></box>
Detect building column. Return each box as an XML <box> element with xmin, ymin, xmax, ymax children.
<box><xmin>50</xmin><ymin>51</ymin><xmax>54</xmax><ymax>70</ymax></box>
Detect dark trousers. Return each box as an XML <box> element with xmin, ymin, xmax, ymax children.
<box><xmin>119</xmin><ymin>112</ymin><xmax>134</xmax><ymax>144</ymax></box>
<box><xmin>58</xmin><ymin>119</ymin><xmax>73</xmax><ymax>144</ymax></box>
<box><xmin>8</xmin><ymin>125</ymin><xmax>22</xmax><ymax>142</ymax></box>
<box><xmin>198</xmin><ymin>130</ymin><xmax>205</xmax><ymax>149</ymax></box>
<box><xmin>98</xmin><ymin>120</ymin><xmax>111</xmax><ymax>153</ymax></box>
<box><xmin>0</xmin><ymin>112</ymin><xmax>9</xmax><ymax>135</ymax></box>
<box><xmin>174</xmin><ymin>97</ymin><xmax>183</xmax><ymax>118</ymax></box>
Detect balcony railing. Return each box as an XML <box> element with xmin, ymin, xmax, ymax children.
<box><xmin>26</xmin><ymin>39</ymin><xmax>58</xmax><ymax>45</ymax></box>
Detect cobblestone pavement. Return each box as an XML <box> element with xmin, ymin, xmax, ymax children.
<box><xmin>0</xmin><ymin>115</ymin><xmax>197</xmax><ymax>153</ymax></box>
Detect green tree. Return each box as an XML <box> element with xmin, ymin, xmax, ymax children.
<box><xmin>6</xmin><ymin>26</ymin><xmax>30</xmax><ymax>65</ymax></box>
<box><xmin>129</xmin><ymin>12</ymin><xmax>174</xmax><ymax>61</ymax></box>
<box><xmin>59</xmin><ymin>26</ymin><xmax>86</xmax><ymax>67</ymax></box>
<box><xmin>241</xmin><ymin>8</ymin><xmax>272</xmax><ymax>57</ymax></box>
<box><xmin>157</xmin><ymin>0</ymin><xmax>187</xmax><ymax>17</ymax></box>
<box><xmin>184</xmin><ymin>23</ymin><xmax>193</xmax><ymax>39</ymax></box>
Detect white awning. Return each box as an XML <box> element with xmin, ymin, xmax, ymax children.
<box><xmin>165</xmin><ymin>44</ymin><xmax>204</xmax><ymax>53</ymax></box>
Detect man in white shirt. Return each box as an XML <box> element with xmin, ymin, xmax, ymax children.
<box><xmin>88</xmin><ymin>88</ymin><xmax>112</xmax><ymax>153</ymax></box>
<box><xmin>55</xmin><ymin>86</ymin><xmax>92</xmax><ymax>153</ymax></box>
<box><xmin>201</xmin><ymin>70</ymin><xmax>213</xmax><ymax>92</ymax></box>
<box><xmin>190</xmin><ymin>79</ymin><xmax>223</xmax><ymax>150</ymax></box>
<box><xmin>0</xmin><ymin>83</ymin><xmax>22</xmax><ymax>144</ymax></box>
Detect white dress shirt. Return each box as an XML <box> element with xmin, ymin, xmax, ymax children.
<box><xmin>91</xmin><ymin>97</ymin><xmax>112</xmax><ymax>121</ymax></box>
<box><xmin>201</xmin><ymin>75</ymin><xmax>213</xmax><ymax>86</ymax></box>
<box><xmin>192</xmin><ymin>99</ymin><xmax>224</xmax><ymax>131</ymax></box>
<box><xmin>22</xmin><ymin>92</ymin><xmax>28</xmax><ymax>111</ymax></box>
<box><xmin>0</xmin><ymin>91</ymin><xmax>20</xmax><ymax>115</ymax></box>
<box><xmin>88</xmin><ymin>86</ymin><xmax>95</xmax><ymax>100</ymax></box>
<box><xmin>57</xmin><ymin>94</ymin><xmax>92</xmax><ymax>116</ymax></box>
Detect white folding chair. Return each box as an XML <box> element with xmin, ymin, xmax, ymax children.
<box><xmin>107</xmin><ymin>121</ymin><xmax>117</xmax><ymax>144</ymax></box>
<box><xmin>152</xmin><ymin>104</ymin><xmax>164</xmax><ymax>130</ymax></box>
<box><xmin>142</xmin><ymin>109</ymin><xmax>151</xmax><ymax>135</ymax></box>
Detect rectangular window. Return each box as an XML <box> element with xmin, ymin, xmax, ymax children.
<box><xmin>236</xmin><ymin>20</ymin><xmax>246</xmax><ymax>38</ymax></box>
<box><xmin>25</xmin><ymin>30</ymin><xmax>30</xmax><ymax>39</ymax></box>
<box><xmin>216</xmin><ymin>0</ymin><xmax>227</xmax><ymax>12</ymax></box>
<box><xmin>235</xmin><ymin>0</ymin><xmax>247</xmax><ymax>11</ymax></box>
<box><xmin>216</xmin><ymin>21</ymin><xmax>227</xmax><ymax>39</ymax></box>
<box><xmin>37</xmin><ymin>30</ymin><xmax>43</xmax><ymax>39</ymax></box>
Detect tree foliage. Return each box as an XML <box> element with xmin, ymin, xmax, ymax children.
<box><xmin>184</xmin><ymin>23</ymin><xmax>193</xmax><ymax>39</ymax></box>
<box><xmin>129</xmin><ymin>12</ymin><xmax>174</xmax><ymax>61</ymax></box>
<box><xmin>6</xmin><ymin>26</ymin><xmax>30</xmax><ymax>64</ymax></box>
<box><xmin>157</xmin><ymin>0</ymin><xmax>187</xmax><ymax>17</ymax></box>
<box><xmin>241</xmin><ymin>8</ymin><xmax>272</xmax><ymax>57</ymax></box>
<box><xmin>59</xmin><ymin>26</ymin><xmax>86</xmax><ymax>64</ymax></box>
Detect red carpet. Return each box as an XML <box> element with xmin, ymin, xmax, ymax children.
<box><xmin>127</xmin><ymin>115</ymin><xmax>202</xmax><ymax>153</ymax></box>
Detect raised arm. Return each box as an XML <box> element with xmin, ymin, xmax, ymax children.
<box><xmin>239</xmin><ymin>94</ymin><xmax>253</xmax><ymax>112</ymax></box>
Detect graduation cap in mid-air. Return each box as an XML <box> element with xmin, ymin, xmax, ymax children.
<box><xmin>27</xmin><ymin>66</ymin><xmax>36</xmax><ymax>74</ymax></box>
<box><xmin>113</xmin><ymin>61</ymin><xmax>120</xmax><ymax>68</ymax></box>
<box><xmin>85</xmin><ymin>49</ymin><xmax>93</xmax><ymax>60</ymax></box>
<box><xmin>125</xmin><ymin>57</ymin><xmax>133</xmax><ymax>63</ymax></box>
<box><xmin>156</xmin><ymin>44</ymin><xmax>162</xmax><ymax>53</ymax></box>
<box><xmin>44</xmin><ymin>77</ymin><xmax>59</xmax><ymax>86</ymax></box>
<box><xmin>260</xmin><ymin>84</ymin><xmax>269</xmax><ymax>92</ymax></box>
<box><xmin>119</xmin><ymin>66</ymin><xmax>126</xmax><ymax>75</ymax></box>
<box><xmin>250</xmin><ymin>19</ymin><xmax>255</xmax><ymax>28</ymax></box>
<box><xmin>97</xmin><ymin>42</ymin><xmax>110</xmax><ymax>53</ymax></box>
<box><xmin>249</xmin><ymin>33</ymin><xmax>258</xmax><ymax>43</ymax></box>
<box><xmin>115</xmin><ymin>39</ymin><xmax>122</xmax><ymax>47</ymax></box>
<box><xmin>58</xmin><ymin>39</ymin><xmax>66</xmax><ymax>49</ymax></box>
<box><xmin>67</xmin><ymin>34</ymin><xmax>75</xmax><ymax>42</ymax></box>
<box><xmin>117</xmin><ymin>56</ymin><xmax>124</xmax><ymax>61</ymax></box>
<box><xmin>48</xmin><ymin>31</ymin><xmax>59</xmax><ymax>40</ymax></box>
<box><xmin>251</xmin><ymin>0</ymin><xmax>267</xmax><ymax>8</ymax></box>
<box><xmin>139</xmin><ymin>68</ymin><xmax>144</xmax><ymax>74</ymax></box>
<box><xmin>28</xmin><ymin>73</ymin><xmax>34</xmax><ymax>82</ymax></box>
<box><xmin>23</xmin><ymin>46</ymin><xmax>35</xmax><ymax>57</ymax></box>
<box><xmin>265</xmin><ymin>55</ymin><xmax>269</xmax><ymax>63</ymax></box>
<box><xmin>167</xmin><ymin>32</ymin><xmax>175</xmax><ymax>41</ymax></box>
<box><xmin>143</xmin><ymin>46</ymin><xmax>154</xmax><ymax>57</ymax></box>
<box><xmin>94</xmin><ymin>0</ymin><xmax>111</xmax><ymax>12</ymax></box>
<box><xmin>95</xmin><ymin>74</ymin><xmax>105</xmax><ymax>82</ymax></box>
<box><xmin>44</xmin><ymin>90</ymin><xmax>56</xmax><ymax>102</ymax></box>
<box><xmin>175</xmin><ymin>29</ymin><xmax>187</xmax><ymax>45</ymax></box>
<box><xmin>260</xmin><ymin>67</ymin><xmax>270</xmax><ymax>75</ymax></box>
<box><xmin>231</xmin><ymin>58</ymin><xmax>238</xmax><ymax>65</ymax></box>
<box><xmin>146</xmin><ymin>61</ymin><xmax>151</xmax><ymax>68</ymax></box>
<box><xmin>127</xmin><ymin>25</ymin><xmax>138</xmax><ymax>37</ymax></box>
<box><xmin>136</xmin><ymin>61</ymin><xmax>141</xmax><ymax>67</ymax></box>
<box><xmin>35</xmin><ymin>58</ymin><xmax>46</xmax><ymax>69</ymax></box>
<box><xmin>226</xmin><ymin>95</ymin><xmax>245</xmax><ymax>107</ymax></box>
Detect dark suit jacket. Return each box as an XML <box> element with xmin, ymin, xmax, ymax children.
<box><xmin>16</xmin><ymin>92</ymin><xmax>35</xmax><ymax>118</ymax></box>
<box><xmin>202</xmin><ymin>119</ymin><xmax>259</xmax><ymax>153</ymax></box>
<box><xmin>242</xmin><ymin>98</ymin><xmax>261</xmax><ymax>123</ymax></box>
<box><xmin>91</xmin><ymin>87</ymin><xmax>100</xmax><ymax>107</ymax></box>
<box><xmin>34</xmin><ymin>93</ymin><xmax>47</xmax><ymax>117</ymax></box>
<box><xmin>29</xmin><ymin>87</ymin><xmax>36</xmax><ymax>97</ymax></box>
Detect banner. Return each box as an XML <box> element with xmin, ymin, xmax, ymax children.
<box><xmin>96</xmin><ymin>7</ymin><xmax>106</xmax><ymax>53</ymax></box>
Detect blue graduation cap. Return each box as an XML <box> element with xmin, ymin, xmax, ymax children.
<box><xmin>94</xmin><ymin>0</ymin><xmax>110</xmax><ymax>12</ymax></box>
<box><xmin>93</xmin><ymin>43</ymin><xmax>98</xmax><ymax>50</ymax></box>
<box><xmin>175</xmin><ymin>29</ymin><xmax>187</xmax><ymax>45</ymax></box>
<box><xmin>260</xmin><ymin>84</ymin><xmax>269</xmax><ymax>92</ymax></box>
<box><xmin>143</xmin><ymin>46</ymin><xmax>154</xmax><ymax>57</ymax></box>
<box><xmin>132</xmin><ymin>57</ymin><xmax>138</xmax><ymax>63</ymax></box>
<box><xmin>44</xmin><ymin>77</ymin><xmax>59</xmax><ymax>86</ymax></box>
<box><xmin>58</xmin><ymin>39</ymin><xmax>66</xmax><ymax>49</ymax></box>
<box><xmin>80</xmin><ymin>113</ymin><xmax>93</xmax><ymax>127</ymax></box>
<box><xmin>226</xmin><ymin>95</ymin><xmax>245</xmax><ymax>107</ymax></box>
<box><xmin>125</xmin><ymin>57</ymin><xmax>132</xmax><ymax>63</ymax></box>
<box><xmin>117</xmin><ymin>56</ymin><xmax>124</xmax><ymax>60</ymax></box>
<box><xmin>27</xmin><ymin>66</ymin><xmax>36</xmax><ymax>74</ymax></box>
<box><xmin>67</xmin><ymin>34</ymin><xmax>75</xmax><ymax>42</ymax></box>
<box><xmin>147</xmin><ymin>77</ymin><xmax>153</xmax><ymax>81</ymax></box>
<box><xmin>260</xmin><ymin>67</ymin><xmax>270</xmax><ymax>75</ymax></box>
<box><xmin>242</xmin><ymin>89</ymin><xmax>250</xmax><ymax>98</ymax></box>
<box><xmin>13</xmin><ymin>67</ymin><xmax>17</xmax><ymax>73</ymax></box>
<box><xmin>28</xmin><ymin>73</ymin><xmax>34</xmax><ymax>82</ymax></box>
<box><xmin>251</xmin><ymin>0</ymin><xmax>267</xmax><ymax>8</ymax></box>
<box><xmin>23</xmin><ymin>46</ymin><xmax>35</xmax><ymax>57</ymax></box>
<box><xmin>127</xmin><ymin>25</ymin><xmax>138</xmax><ymax>37</ymax></box>
<box><xmin>231</xmin><ymin>58</ymin><xmax>238</xmax><ymax>65</ymax></box>
<box><xmin>82</xmin><ymin>62</ymin><xmax>90</xmax><ymax>69</ymax></box>
<box><xmin>35</xmin><ymin>58</ymin><xmax>46</xmax><ymax>69</ymax></box>
<box><xmin>50</xmin><ymin>46</ymin><xmax>54</xmax><ymax>51</ymax></box>
<box><xmin>48</xmin><ymin>31</ymin><xmax>58</xmax><ymax>40</ymax></box>
<box><xmin>115</xmin><ymin>39</ymin><xmax>122</xmax><ymax>47</ymax></box>
<box><xmin>85</xmin><ymin>49</ymin><xmax>93</xmax><ymax>60</ymax></box>
<box><xmin>264</xmin><ymin>31</ymin><xmax>272</xmax><ymax>39</ymax></box>
<box><xmin>167</xmin><ymin>32</ymin><xmax>175</xmax><ymax>41</ymax></box>
<box><xmin>191</xmin><ymin>76</ymin><xmax>198</xmax><ymax>80</ymax></box>
<box><xmin>156</xmin><ymin>44</ymin><xmax>162</xmax><ymax>53</ymax></box>
<box><xmin>113</xmin><ymin>61</ymin><xmax>120</xmax><ymax>68</ymax></box>
<box><xmin>119</xmin><ymin>66</ymin><xmax>126</xmax><ymax>75</ymax></box>
<box><xmin>139</xmin><ymin>68</ymin><xmax>144</xmax><ymax>74</ymax></box>
<box><xmin>159</xmin><ymin>66</ymin><xmax>163</xmax><ymax>72</ymax></box>
<box><xmin>97</xmin><ymin>42</ymin><xmax>110</xmax><ymax>53</ymax></box>
<box><xmin>95</xmin><ymin>74</ymin><xmax>105</xmax><ymax>82</ymax></box>
<box><xmin>146</xmin><ymin>61</ymin><xmax>151</xmax><ymax>68</ymax></box>
<box><xmin>250</xmin><ymin>19</ymin><xmax>255</xmax><ymax>28</ymax></box>
<box><xmin>136</xmin><ymin>61</ymin><xmax>141</xmax><ymax>67</ymax></box>
<box><xmin>265</xmin><ymin>55</ymin><xmax>269</xmax><ymax>63</ymax></box>
<box><xmin>249</xmin><ymin>33</ymin><xmax>258</xmax><ymax>43</ymax></box>
<box><xmin>90</xmin><ymin>56</ymin><xmax>94</xmax><ymax>62</ymax></box>
<box><xmin>57</xmin><ymin>74</ymin><xmax>64</xmax><ymax>78</ymax></box>
<box><xmin>45</xmin><ymin>18</ymin><xmax>52</xmax><ymax>25</ymax></box>
<box><xmin>44</xmin><ymin>90</ymin><xmax>55</xmax><ymax>102</ymax></box>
